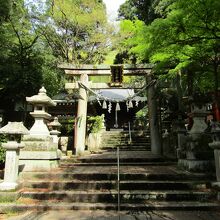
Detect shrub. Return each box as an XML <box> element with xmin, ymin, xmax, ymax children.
<box><xmin>87</xmin><ymin>116</ymin><xmax>103</xmax><ymax>133</ymax></box>
<box><xmin>0</xmin><ymin>135</ymin><xmax>7</xmax><ymax>163</ymax></box>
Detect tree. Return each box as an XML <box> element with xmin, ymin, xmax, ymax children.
<box><xmin>120</xmin><ymin>0</ymin><xmax>220</xmax><ymax>94</ymax></box>
<box><xmin>35</xmin><ymin>0</ymin><xmax>109</xmax><ymax>64</ymax></box>
<box><xmin>115</xmin><ymin>0</ymin><xmax>161</xmax><ymax>64</ymax></box>
<box><xmin>118</xmin><ymin>0</ymin><xmax>160</xmax><ymax>24</ymax></box>
<box><xmin>0</xmin><ymin>0</ymin><xmax>63</xmax><ymax>122</ymax></box>
<box><xmin>0</xmin><ymin>0</ymin><xmax>12</xmax><ymax>22</ymax></box>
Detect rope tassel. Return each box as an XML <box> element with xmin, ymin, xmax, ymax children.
<box><xmin>116</xmin><ymin>102</ymin><xmax>120</xmax><ymax>111</ymax></box>
<box><xmin>102</xmin><ymin>100</ymin><xmax>107</xmax><ymax>109</ymax></box>
<box><xmin>108</xmin><ymin>102</ymin><xmax>112</xmax><ymax>113</ymax></box>
<box><xmin>128</xmin><ymin>100</ymin><xmax>133</xmax><ymax>108</ymax></box>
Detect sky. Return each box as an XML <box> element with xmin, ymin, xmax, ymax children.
<box><xmin>103</xmin><ymin>0</ymin><xmax>126</xmax><ymax>22</ymax></box>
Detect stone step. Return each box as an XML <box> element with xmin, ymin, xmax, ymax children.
<box><xmin>77</xmin><ymin>158</ymin><xmax>166</xmax><ymax>163</ymax></box>
<box><xmin>101</xmin><ymin>147</ymin><xmax>151</xmax><ymax>151</ymax></box>
<box><xmin>60</xmin><ymin>162</ymin><xmax>178</xmax><ymax>167</ymax></box>
<box><xmin>102</xmin><ymin>144</ymin><xmax>150</xmax><ymax>148</ymax></box>
<box><xmin>102</xmin><ymin>140</ymin><xmax>150</xmax><ymax>144</ymax></box>
<box><xmin>21</xmin><ymin>190</ymin><xmax>216</xmax><ymax>202</ymax></box>
<box><xmin>102</xmin><ymin>136</ymin><xmax>150</xmax><ymax>140</ymax></box>
<box><xmin>102</xmin><ymin>130</ymin><xmax>150</xmax><ymax>134</ymax></box>
<box><xmin>102</xmin><ymin>148</ymin><xmax>151</xmax><ymax>152</ymax></box>
<box><xmin>1</xmin><ymin>201</ymin><xmax>219</xmax><ymax>212</ymax></box>
<box><xmin>20</xmin><ymin>172</ymin><xmax>215</xmax><ymax>181</ymax></box>
<box><xmin>22</xmin><ymin>180</ymin><xmax>212</xmax><ymax>191</ymax></box>
<box><xmin>102</xmin><ymin>139</ymin><xmax>150</xmax><ymax>143</ymax></box>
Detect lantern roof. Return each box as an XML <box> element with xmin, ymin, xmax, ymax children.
<box><xmin>26</xmin><ymin>87</ymin><xmax>56</xmax><ymax>106</ymax></box>
<box><xmin>0</xmin><ymin>122</ymin><xmax>29</xmax><ymax>135</ymax></box>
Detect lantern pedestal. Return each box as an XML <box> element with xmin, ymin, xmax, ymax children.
<box><xmin>20</xmin><ymin>135</ymin><xmax>60</xmax><ymax>171</ymax></box>
<box><xmin>209</xmin><ymin>141</ymin><xmax>220</xmax><ymax>183</ymax></box>
<box><xmin>209</xmin><ymin>141</ymin><xmax>220</xmax><ymax>200</ymax></box>
<box><xmin>0</xmin><ymin>122</ymin><xmax>29</xmax><ymax>191</ymax></box>
<box><xmin>0</xmin><ymin>142</ymin><xmax>24</xmax><ymax>190</ymax></box>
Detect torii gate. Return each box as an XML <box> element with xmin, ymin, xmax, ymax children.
<box><xmin>59</xmin><ymin>64</ymin><xmax>162</xmax><ymax>156</ymax></box>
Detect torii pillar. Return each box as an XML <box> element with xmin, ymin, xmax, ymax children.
<box><xmin>147</xmin><ymin>74</ymin><xmax>162</xmax><ymax>155</ymax></box>
<box><xmin>75</xmin><ymin>73</ymin><xmax>89</xmax><ymax>155</ymax></box>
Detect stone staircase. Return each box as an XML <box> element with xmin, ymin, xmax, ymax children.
<box><xmin>0</xmin><ymin>131</ymin><xmax>219</xmax><ymax>213</ymax></box>
<box><xmin>101</xmin><ymin>130</ymin><xmax>151</xmax><ymax>151</ymax></box>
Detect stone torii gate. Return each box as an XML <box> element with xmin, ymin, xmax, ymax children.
<box><xmin>59</xmin><ymin>64</ymin><xmax>162</xmax><ymax>156</ymax></box>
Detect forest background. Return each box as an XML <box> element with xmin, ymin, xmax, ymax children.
<box><xmin>0</xmin><ymin>0</ymin><xmax>219</xmax><ymax>118</ymax></box>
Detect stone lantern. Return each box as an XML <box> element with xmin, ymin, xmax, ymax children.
<box><xmin>48</xmin><ymin>117</ymin><xmax>61</xmax><ymax>144</ymax></box>
<box><xmin>26</xmin><ymin>87</ymin><xmax>56</xmax><ymax>136</ymax></box>
<box><xmin>19</xmin><ymin>87</ymin><xmax>60</xmax><ymax>171</ymax></box>
<box><xmin>209</xmin><ymin>121</ymin><xmax>220</xmax><ymax>186</ymax></box>
<box><xmin>179</xmin><ymin>101</ymin><xmax>214</xmax><ymax>172</ymax></box>
<box><xmin>0</xmin><ymin>122</ymin><xmax>29</xmax><ymax>190</ymax></box>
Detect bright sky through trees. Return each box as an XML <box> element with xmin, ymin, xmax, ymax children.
<box><xmin>103</xmin><ymin>0</ymin><xmax>126</xmax><ymax>22</ymax></box>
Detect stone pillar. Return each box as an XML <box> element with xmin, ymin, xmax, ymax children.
<box><xmin>147</xmin><ymin>74</ymin><xmax>162</xmax><ymax>155</ymax></box>
<box><xmin>75</xmin><ymin>73</ymin><xmax>89</xmax><ymax>155</ymax></box>
<box><xmin>101</xmin><ymin>114</ymin><xmax>106</xmax><ymax>132</ymax></box>
<box><xmin>0</xmin><ymin>142</ymin><xmax>24</xmax><ymax>190</ymax></box>
<box><xmin>0</xmin><ymin>122</ymin><xmax>28</xmax><ymax>190</ymax></box>
<box><xmin>176</xmin><ymin>118</ymin><xmax>187</xmax><ymax>159</ymax></box>
<box><xmin>209</xmin><ymin>122</ymin><xmax>220</xmax><ymax>187</ymax></box>
<box><xmin>209</xmin><ymin>122</ymin><xmax>220</xmax><ymax>200</ymax></box>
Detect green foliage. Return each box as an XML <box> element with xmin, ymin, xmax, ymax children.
<box><xmin>87</xmin><ymin>116</ymin><xmax>103</xmax><ymax>133</ymax></box>
<box><xmin>136</xmin><ymin>106</ymin><xmax>148</xmax><ymax>119</ymax></box>
<box><xmin>0</xmin><ymin>0</ymin><xmax>63</xmax><ymax>116</ymax></box>
<box><xmin>36</xmin><ymin>0</ymin><xmax>109</xmax><ymax>64</ymax></box>
<box><xmin>0</xmin><ymin>0</ymin><xmax>12</xmax><ymax>22</ymax></box>
<box><xmin>59</xmin><ymin>118</ymin><xmax>75</xmax><ymax>136</ymax></box>
<box><xmin>119</xmin><ymin>0</ymin><xmax>220</xmax><ymax>93</ymax></box>
<box><xmin>118</xmin><ymin>0</ymin><xmax>160</xmax><ymax>24</ymax></box>
<box><xmin>0</xmin><ymin>135</ymin><xmax>7</xmax><ymax>163</ymax></box>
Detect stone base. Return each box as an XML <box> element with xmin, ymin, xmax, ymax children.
<box><xmin>110</xmin><ymin>129</ymin><xmax>124</xmax><ymax>131</ymax></box>
<box><xmin>19</xmin><ymin>159</ymin><xmax>59</xmax><ymax>171</ymax></box>
<box><xmin>19</xmin><ymin>151</ymin><xmax>60</xmax><ymax>171</ymax></box>
<box><xmin>19</xmin><ymin>135</ymin><xmax>60</xmax><ymax>171</ymax></box>
<box><xmin>87</xmin><ymin>133</ymin><xmax>102</xmax><ymax>152</ymax></box>
<box><xmin>0</xmin><ymin>181</ymin><xmax>18</xmax><ymax>191</ymax></box>
<box><xmin>178</xmin><ymin>159</ymin><xmax>214</xmax><ymax>172</ymax></box>
<box><xmin>211</xmin><ymin>182</ymin><xmax>220</xmax><ymax>201</ymax></box>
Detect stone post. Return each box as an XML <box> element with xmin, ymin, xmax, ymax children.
<box><xmin>101</xmin><ymin>114</ymin><xmax>106</xmax><ymax>132</ymax></box>
<box><xmin>209</xmin><ymin>122</ymin><xmax>220</xmax><ymax>186</ymax></box>
<box><xmin>176</xmin><ymin>118</ymin><xmax>187</xmax><ymax>159</ymax></box>
<box><xmin>75</xmin><ymin>73</ymin><xmax>89</xmax><ymax>155</ymax></box>
<box><xmin>0</xmin><ymin>122</ymin><xmax>29</xmax><ymax>190</ymax></box>
<box><xmin>209</xmin><ymin>122</ymin><xmax>220</xmax><ymax>200</ymax></box>
<box><xmin>147</xmin><ymin>74</ymin><xmax>162</xmax><ymax>155</ymax></box>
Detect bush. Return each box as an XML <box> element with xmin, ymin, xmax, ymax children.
<box><xmin>0</xmin><ymin>135</ymin><xmax>7</xmax><ymax>163</ymax></box>
<box><xmin>87</xmin><ymin>116</ymin><xmax>103</xmax><ymax>133</ymax></box>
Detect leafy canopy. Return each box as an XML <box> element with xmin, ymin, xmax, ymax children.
<box><xmin>119</xmin><ymin>0</ymin><xmax>220</xmax><ymax>92</ymax></box>
<box><xmin>36</xmin><ymin>0</ymin><xmax>109</xmax><ymax>64</ymax></box>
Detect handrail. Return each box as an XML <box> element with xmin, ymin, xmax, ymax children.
<box><xmin>117</xmin><ymin>146</ymin><xmax>120</xmax><ymax>219</ymax></box>
<box><xmin>128</xmin><ymin>121</ymin><xmax>132</xmax><ymax>144</ymax></box>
